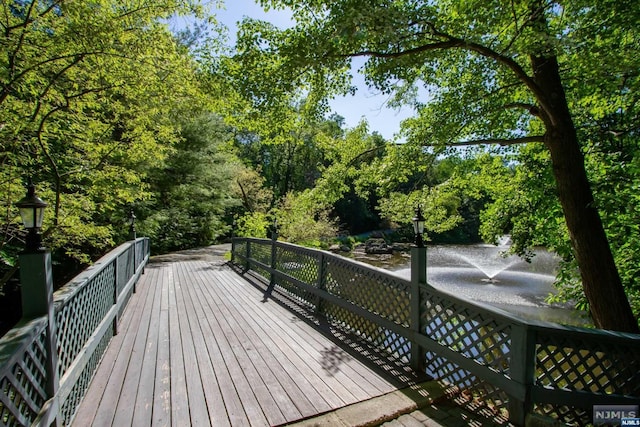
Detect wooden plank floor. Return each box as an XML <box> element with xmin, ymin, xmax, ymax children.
<box><xmin>72</xmin><ymin>257</ymin><xmax>413</xmax><ymax>427</ymax></box>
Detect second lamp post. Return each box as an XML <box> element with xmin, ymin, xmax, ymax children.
<box><xmin>411</xmin><ymin>205</ymin><xmax>427</xmax><ymax>284</ymax></box>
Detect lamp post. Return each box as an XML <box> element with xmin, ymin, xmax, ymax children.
<box><xmin>15</xmin><ymin>179</ymin><xmax>59</xmax><ymax>416</ymax></box>
<box><xmin>271</xmin><ymin>217</ymin><xmax>279</xmax><ymax>241</ymax></box>
<box><xmin>410</xmin><ymin>205</ymin><xmax>427</xmax><ymax>285</ymax></box>
<box><xmin>265</xmin><ymin>217</ymin><xmax>278</xmax><ymax>298</ymax></box>
<box><xmin>230</xmin><ymin>219</ymin><xmax>236</xmax><ymax>263</ymax></box>
<box><xmin>412</xmin><ymin>206</ymin><xmax>425</xmax><ymax>248</ymax></box>
<box><xmin>410</xmin><ymin>206</ymin><xmax>426</xmax><ymax>371</ymax></box>
<box><xmin>16</xmin><ymin>179</ymin><xmax>53</xmax><ymax>319</ymax></box>
<box><xmin>127</xmin><ymin>209</ymin><xmax>138</xmax><ymax>295</ymax></box>
<box><xmin>128</xmin><ymin>209</ymin><xmax>136</xmax><ymax>240</ymax></box>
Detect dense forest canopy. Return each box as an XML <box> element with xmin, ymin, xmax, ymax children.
<box><xmin>1</xmin><ymin>0</ymin><xmax>638</xmax><ymax>332</ymax></box>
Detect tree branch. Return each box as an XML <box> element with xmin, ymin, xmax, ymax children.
<box><xmin>3</xmin><ymin>1</ymin><xmax>85</xmax><ymax>34</ymax></box>
<box><xmin>500</xmin><ymin>2</ymin><xmax>551</xmax><ymax>55</ymax></box>
<box><xmin>36</xmin><ymin>107</ymin><xmax>63</xmax><ymax>225</ymax></box>
<box><xmin>237</xmin><ymin>179</ymin><xmax>253</xmax><ymax>212</ymax></box>
<box><xmin>423</xmin><ymin>135</ymin><xmax>545</xmax><ymax>147</ymax></box>
<box><xmin>346</xmin><ymin>145</ymin><xmax>386</xmax><ymax>167</ymax></box>
<box><xmin>504</xmin><ymin>102</ymin><xmax>540</xmax><ymax>115</ymax></box>
<box><xmin>338</xmin><ymin>23</ymin><xmax>557</xmax><ymax>126</ymax></box>
<box><xmin>30</xmin><ymin>55</ymin><xmax>86</xmax><ymax>121</ymax></box>
<box><xmin>2</xmin><ymin>49</ymin><xmax>171</xmax><ymax>107</ymax></box>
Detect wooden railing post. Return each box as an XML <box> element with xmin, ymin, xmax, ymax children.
<box><xmin>315</xmin><ymin>253</ymin><xmax>326</xmax><ymax>314</ymax></box>
<box><xmin>132</xmin><ymin>240</ymin><xmax>137</xmax><ymax>293</ymax></box>
<box><xmin>113</xmin><ymin>257</ymin><xmax>119</xmax><ymax>335</ymax></box>
<box><xmin>508</xmin><ymin>324</ymin><xmax>536</xmax><ymax>425</ymax></box>
<box><xmin>133</xmin><ymin>239</ymin><xmax>138</xmax><ymax>294</ymax></box>
<box><xmin>19</xmin><ymin>249</ymin><xmax>60</xmax><ymax>426</ymax></box>
<box><xmin>410</xmin><ymin>246</ymin><xmax>427</xmax><ymax>371</ymax></box>
<box><xmin>245</xmin><ymin>239</ymin><xmax>251</xmax><ymax>272</ymax></box>
<box><xmin>143</xmin><ymin>238</ymin><xmax>148</xmax><ymax>274</ymax></box>
<box><xmin>265</xmin><ymin>231</ymin><xmax>278</xmax><ymax>297</ymax></box>
<box><xmin>231</xmin><ymin>236</ymin><xmax>235</xmax><ymax>263</ymax></box>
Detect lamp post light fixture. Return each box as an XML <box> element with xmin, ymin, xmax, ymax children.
<box><xmin>271</xmin><ymin>217</ymin><xmax>279</xmax><ymax>241</ymax></box>
<box><xmin>409</xmin><ymin>205</ymin><xmax>426</xmax><ymax>372</ymax></box>
<box><xmin>128</xmin><ymin>209</ymin><xmax>137</xmax><ymax>240</ymax></box>
<box><xmin>15</xmin><ymin>179</ymin><xmax>59</xmax><ymax>402</ymax></box>
<box><xmin>266</xmin><ymin>216</ymin><xmax>279</xmax><ymax>297</ymax></box>
<box><xmin>16</xmin><ymin>178</ymin><xmax>48</xmax><ymax>252</ymax></box>
<box><xmin>412</xmin><ymin>205</ymin><xmax>425</xmax><ymax>248</ymax></box>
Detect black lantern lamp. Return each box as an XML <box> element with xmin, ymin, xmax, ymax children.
<box><xmin>128</xmin><ymin>209</ymin><xmax>137</xmax><ymax>240</ymax></box>
<box><xmin>271</xmin><ymin>217</ymin><xmax>279</xmax><ymax>240</ymax></box>
<box><xmin>412</xmin><ymin>206</ymin><xmax>425</xmax><ymax>248</ymax></box>
<box><xmin>16</xmin><ymin>179</ymin><xmax>48</xmax><ymax>252</ymax></box>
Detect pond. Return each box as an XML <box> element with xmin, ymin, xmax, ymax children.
<box><xmin>348</xmin><ymin>242</ymin><xmax>592</xmax><ymax>327</ymax></box>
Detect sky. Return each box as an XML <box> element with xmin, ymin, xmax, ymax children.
<box><xmin>194</xmin><ymin>0</ymin><xmax>415</xmax><ymax>140</ymax></box>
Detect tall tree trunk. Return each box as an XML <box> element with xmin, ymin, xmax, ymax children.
<box><xmin>532</xmin><ymin>55</ymin><xmax>639</xmax><ymax>333</ymax></box>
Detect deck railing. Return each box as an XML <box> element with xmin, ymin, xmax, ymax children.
<box><xmin>231</xmin><ymin>237</ymin><xmax>640</xmax><ymax>426</ymax></box>
<box><xmin>0</xmin><ymin>237</ymin><xmax>150</xmax><ymax>427</ymax></box>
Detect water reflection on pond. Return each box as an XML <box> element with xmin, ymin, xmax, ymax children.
<box><xmin>348</xmin><ymin>244</ymin><xmax>592</xmax><ymax>327</ymax></box>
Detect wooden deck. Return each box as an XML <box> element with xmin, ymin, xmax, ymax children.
<box><xmin>72</xmin><ymin>256</ymin><xmax>422</xmax><ymax>427</ymax></box>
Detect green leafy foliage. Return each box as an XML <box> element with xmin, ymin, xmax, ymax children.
<box><xmin>138</xmin><ymin>113</ymin><xmax>242</xmax><ymax>254</ymax></box>
<box><xmin>0</xmin><ymin>0</ymin><xmax>207</xmax><ymax>263</ymax></box>
<box><xmin>235</xmin><ymin>211</ymin><xmax>270</xmax><ymax>239</ymax></box>
<box><xmin>274</xmin><ymin>191</ymin><xmax>337</xmax><ymax>247</ymax></box>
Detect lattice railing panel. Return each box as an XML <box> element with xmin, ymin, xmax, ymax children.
<box><xmin>55</xmin><ymin>261</ymin><xmax>115</xmax><ymax>377</ymax></box>
<box><xmin>424</xmin><ymin>350</ymin><xmax>510</xmax><ymax>416</ymax></box>
<box><xmin>251</xmin><ymin>241</ymin><xmax>271</xmax><ymax>266</ymax></box>
<box><xmin>232</xmin><ymin>240</ymin><xmax>248</xmax><ymax>263</ymax></box>
<box><xmin>424</xmin><ymin>350</ymin><xmax>477</xmax><ymax>389</ymax></box>
<box><xmin>276</xmin><ymin>245</ymin><xmax>320</xmax><ymax>286</ymax></box>
<box><xmin>0</xmin><ymin>324</ymin><xmax>48</xmax><ymax>427</ymax></box>
<box><xmin>535</xmin><ymin>333</ymin><xmax>640</xmax><ymax>396</ymax></box>
<box><xmin>60</xmin><ymin>327</ymin><xmax>113</xmax><ymax>425</ymax></box>
<box><xmin>118</xmin><ymin>286</ymin><xmax>134</xmax><ymax>320</ymax></box>
<box><xmin>420</xmin><ymin>288</ymin><xmax>511</xmax><ymax>374</ymax></box>
<box><xmin>273</xmin><ymin>246</ymin><xmax>320</xmax><ymax>306</ymax></box>
<box><xmin>326</xmin><ymin>303</ymin><xmax>412</xmax><ymax>364</ymax></box>
<box><xmin>534</xmin><ymin>403</ymin><xmax>589</xmax><ymax>426</ymax></box>
<box><xmin>387</xmin><ymin>332</ymin><xmax>411</xmax><ymax>361</ymax></box>
<box><xmin>276</xmin><ymin>280</ymin><xmax>316</xmax><ymax>308</ymax></box>
<box><xmin>249</xmin><ymin>241</ymin><xmax>272</xmax><ymax>279</ymax></box>
<box><xmin>467</xmin><ymin>377</ymin><xmax>509</xmax><ymax>411</ymax></box>
<box><xmin>116</xmin><ymin>249</ymin><xmax>134</xmax><ymax>296</ymax></box>
<box><xmin>324</xmin><ymin>257</ymin><xmax>411</xmax><ymax>326</ymax></box>
<box><xmin>323</xmin><ymin>301</ymin><xmax>385</xmax><ymax>343</ymax></box>
<box><xmin>135</xmin><ymin>239</ymin><xmax>145</xmax><ymax>270</ymax></box>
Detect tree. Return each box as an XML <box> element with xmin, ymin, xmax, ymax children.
<box><xmin>218</xmin><ymin>77</ymin><xmax>335</xmax><ymax>202</ymax></box>
<box><xmin>139</xmin><ymin>113</ymin><xmax>242</xmax><ymax>253</ymax></box>
<box><xmin>239</xmin><ymin>0</ymin><xmax>639</xmax><ymax>331</ymax></box>
<box><xmin>0</xmin><ymin>0</ymin><xmax>205</xmax><ymax>262</ymax></box>
<box><xmin>274</xmin><ymin>191</ymin><xmax>337</xmax><ymax>246</ymax></box>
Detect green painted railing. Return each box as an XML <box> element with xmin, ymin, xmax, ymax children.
<box><xmin>0</xmin><ymin>237</ymin><xmax>149</xmax><ymax>427</ymax></box>
<box><xmin>232</xmin><ymin>237</ymin><xmax>640</xmax><ymax>426</ymax></box>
